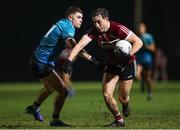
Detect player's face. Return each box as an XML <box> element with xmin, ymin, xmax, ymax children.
<box><xmin>138</xmin><ymin>23</ymin><xmax>146</xmax><ymax>34</ymax></box>
<box><xmin>70</xmin><ymin>12</ymin><xmax>83</xmax><ymax>28</ymax></box>
<box><xmin>92</xmin><ymin>15</ymin><xmax>110</xmax><ymax>32</ymax></box>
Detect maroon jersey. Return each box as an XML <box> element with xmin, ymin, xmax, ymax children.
<box><xmin>86</xmin><ymin>21</ymin><xmax>135</xmax><ymax>64</ymax></box>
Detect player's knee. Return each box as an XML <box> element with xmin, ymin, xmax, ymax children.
<box><xmin>103</xmin><ymin>92</ymin><xmax>113</xmax><ymax>102</ymax></box>
<box><xmin>55</xmin><ymin>85</ymin><xmax>68</xmax><ymax>97</ymax></box>
<box><xmin>118</xmin><ymin>96</ymin><xmax>129</xmax><ymax>104</ymax></box>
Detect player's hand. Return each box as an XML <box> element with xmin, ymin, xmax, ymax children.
<box><xmin>89</xmin><ymin>56</ymin><xmax>105</xmax><ymax>70</ymax></box>
<box><xmin>62</xmin><ymin>59</ymin><xmax>73</xmax><ymax>76</ymax></box>
<box><xmin>67</xmin><ymin>87</ymin><xmax>76</xmax><ymax>97</ymax></box>
<box><xmin>61</xmin><ymin>72</ymin><xmax>75</xmax><ymax>97</ymax></box>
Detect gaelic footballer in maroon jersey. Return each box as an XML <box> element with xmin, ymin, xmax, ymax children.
<box><xmin>63</xmin><ymin>8</ymin><xmax>143</xmax><ymax>127</ymax></box>
<box><xmin>86</xmin><ymin>21</ymin><xmax>135</xmax><ymax>64</ymax></box>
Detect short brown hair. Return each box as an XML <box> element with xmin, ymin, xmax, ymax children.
<box><xmin>91</xmin><ymin>8</ymin><xmax>109</xmax><ymax>18</ymax></box>
<box><xmin>65</xmin><ymin>6</ymin><xmax>83</xmax><ymax>17</ymax></box>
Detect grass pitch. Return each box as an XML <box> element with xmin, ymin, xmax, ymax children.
<box><xmin>0</xmin><ymin>81</ymin><xmax>180</xmax><ymax>129</ymax></box>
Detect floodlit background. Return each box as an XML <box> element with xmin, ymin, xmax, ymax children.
<box><xmin>0</xmin><ymin>0</ymin><xmax>180</xmax><ymax>81</ymax></box>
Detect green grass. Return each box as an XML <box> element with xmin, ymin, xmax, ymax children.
<box><xmin>0</xmin><ymin>81</ymin><xmax>180</xmax><ymax>129</ymax></box>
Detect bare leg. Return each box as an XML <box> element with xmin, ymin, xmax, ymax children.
<box><xmin>33</xmin><ymin>87</ymin><xmax>54</xmax><ymax>108</ymax></box>
<box><xmin>136</xmin><ymin>64</ymin><xmax>143</xmax><ymax>81</ymax></box>
<box><xmin>102</xmin><ymin>73</ymin><xmax>122</xmax><ymax>117</ymax></box>
<box><xmin>144</xmin><ymin>69</ymin><xmax>154</xmax><ymax>100</ymax></box>
<box><xmin>47</xmin><ymin>70</ymin><xmax>73</xmax><ymax>121</ymax></box>
<box><xmin>137</xmin><ymin>64</ymin><xmax>145</xmax><ymax>92</ymax></box>
<box><xmin>26</xmin><ymin>83</ymin><xmax>55</xmax><ymax>121</ymax></box>
<box><xmin>40</xmin><ymin>70</ymin><xmax>68</xmax><ymax>120</ymax></box>
<box><xmin>51</xmin><ymin>94</ymin><xmax>67</xmax><ymax>120</ymax></box>
<box><xmin>118</xmin><ymin>79</ymin><xmax>133</xmax><ymax>117</ymax></box>
<box><xmin>56</xmin><ymin>70</ymin><xmax>72</xmax><ymax>87</ymax></box>
<box><xmin>102</xmin><ymin>72</ymin><xmax>119</xmax><ymax>116</ymax></box>
<box><xmin>102</xmin><ymin>72</ymin><xmax>125</xmax><ymax>127</ymax></box>
<box><xmin>119</xmin><ymin>79</ymin><xmax>133</xmax><ymax>104</ymax></box>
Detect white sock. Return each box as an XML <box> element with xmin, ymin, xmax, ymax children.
<box><xmin>117</xmin><ymin>118</ymin><xmax>124</xmax><ymax>123</ymax></box>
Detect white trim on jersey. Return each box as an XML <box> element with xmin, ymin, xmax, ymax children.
<box><xmin>120</xmin><ymin>26</ymin><xmax>130</xmax><ymax>34</ymax></box>
<box><xmin>100</xmin><ymin>38</ymin><xmax>120</xmax><ymax>44</ymax></box>
<box><xmin>108</xmin><ymin>38</ymin><xmax>120</xmax><ymax>44</ymax></box>
<box><xmin>44</xmin><ymin>25</ymin><xmax>56</xmax><ymax>38</ymax></box>
<box><xmin>125</xmin><ymin>31</ymin><xmax>133</xmax><ymax>40</ymax></box>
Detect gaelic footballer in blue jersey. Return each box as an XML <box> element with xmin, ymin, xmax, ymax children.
<box><xmin>26</xmin><ymin>6</ymin><xmax>103</xmax><ymax>126</ymax></box>
<box><xmin>136</xmin><ymin>22</ymin><xmax>156</xmax><ymax>100</ymax></box>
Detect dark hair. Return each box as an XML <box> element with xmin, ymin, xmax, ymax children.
<box><xmin>65</xmin><ymin>6</ymin><xmax>83</xmax><ymax>17</ymax></box>
<box><xmin>91</xmin><ymin>8</ymin><xmax>109</xmax><ymax>18</ymax></box>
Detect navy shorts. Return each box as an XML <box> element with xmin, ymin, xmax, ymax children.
<box><xmin>29</xmin><ymin>56</ymin><xmax>54</xmax><ymax>79</ymax></box>
<box><xmin>104</xmin><ymin>61</ymin><xmax>137</xmax><ymax>80</ymax></box>
<box><xmin>141</xmin><ymin>63</ymin><xmax>153</xmax><ymax>70</ymax></box>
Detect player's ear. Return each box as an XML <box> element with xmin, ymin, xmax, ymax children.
<box><xmin>68</xmin><ymin>15</ymin><xmax>73</xmax><ymax>21</ymax></box>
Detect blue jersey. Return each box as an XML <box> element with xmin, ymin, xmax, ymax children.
<box><xmin>136</xmin><ymin>33</ymin><xmax>155</xmax><ymax>64</ymax></box>
<box><xmin>34</xmin><ymin>18</ymin><xmax>75</xmax><ymax>65</ymax></box>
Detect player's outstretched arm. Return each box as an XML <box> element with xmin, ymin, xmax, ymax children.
<box><xmin>66</xmin><ymin>35</ymin><xmax>91</xmax><ymax>61</ymax></box>
<box><xmin>63</xmin><ymin>35</ymin><xmax>105</xmax><ymax>75</ymax></box>
<box><xmin>65</xmin><ymin>37</ymin><xmax>92</xmax><ymax>61</ymax></box>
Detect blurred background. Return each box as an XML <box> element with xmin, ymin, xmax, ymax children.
<box><xmin>0</xmin><ymin>0</ymin><xmax>180</xmax><ymax>82</ymax></box>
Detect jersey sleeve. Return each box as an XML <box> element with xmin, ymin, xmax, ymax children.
<box><xmin>61</xmin><ymin>26</ymin><xmax>75</xmax><ymax>39</ymax></box>
<box><xmin>148</xmin><ymin>34</ymin><xmax>155</xmax><ymax>44</ymax></box>
<box><xmin>116</xmin><ymin>24</ymin><xmax>131</xmax><ymax>39</ymax></box>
